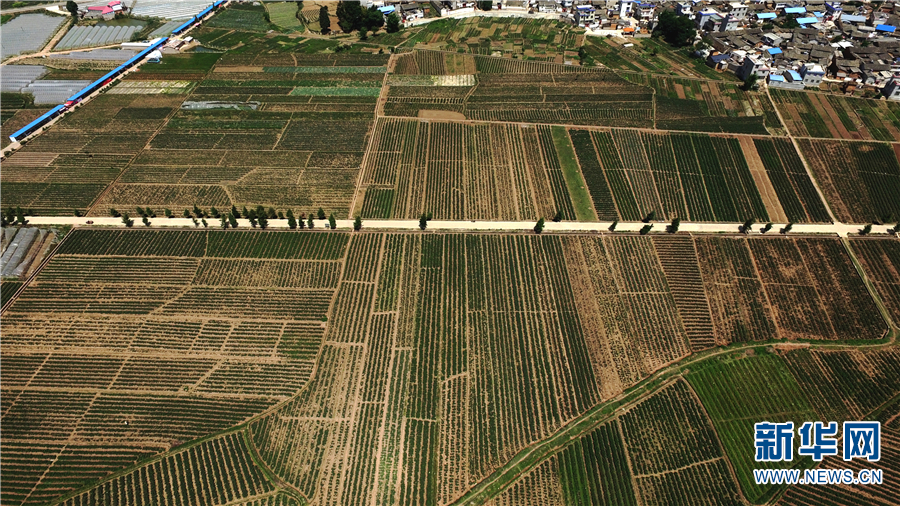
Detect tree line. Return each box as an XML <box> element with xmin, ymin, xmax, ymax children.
<box><xmin>106</xmin><ymin>206</ymin><xmax>362</xmax><ymax>231</ymax></box>
<box><xmin>319</xmin><ymin>2</ymin><xmax>401</xmax><ymax>36</ymax></box>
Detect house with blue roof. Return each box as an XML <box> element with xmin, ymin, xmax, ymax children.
<box><xmin>706</xmin><ymin>52</ymin><xmax>731</xmax><ymax>70</ymax></box>
<box><xmin>574</xmin><ymin>4</ymin><xmax>597</xmax><ymax>25</ymax></box>
<box><xmin>767</xmin><ymin>71</ymin><xmax>804</xmax><ymax>90</ymax></box>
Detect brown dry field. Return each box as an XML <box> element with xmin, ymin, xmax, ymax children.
<box><xmin>418</xmin><ymin>109</ymin><xmax>466</xmax><ymax>120</ymax></box>
<box><xmin>737</xmin><ymin>135</ymin><xmax>788</xmax><ymax>223</ymax></box>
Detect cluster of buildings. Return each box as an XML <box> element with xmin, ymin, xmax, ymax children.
<box><xmin>79</xmin><ymin>0</ymin><xmax>127</xmax><ymax>21</ymax></box>
<box><xmin>689</xmin><ymin>1</ymin><xmax>900</xmax><ymax>97</ymax></box>
<box><xmin>359</xmin><ymin>1</ymin><xmax>900</xmax><ymax>98</ymax></box>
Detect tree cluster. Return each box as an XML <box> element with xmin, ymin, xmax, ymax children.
<box><xmin>336</xmin><ymin>1</ymin><xmax>385</xmax><ymax>33</ymax></box>
<box><xmin>653</xmin><ymin>10</ymin><xmax>696</xmax><ymax>47</ymax></box>
<box><xmin>386</xmin><ymin>13</ymin><xmax>401</xmax><ymax>33</ymax></box>
<box><xmin>319</xmin><ymin>6</ymin><xmax>331</xmax><ymax>34</ymax></box>
<box><xmin>3</xmin><ymin>207</ymin><xmax>28</xmax><ymax>226</ymax></box>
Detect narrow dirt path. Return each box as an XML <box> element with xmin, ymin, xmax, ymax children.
<box><xmin>446</xmin><ymin>324</ymin><xmax>898</xmax><ymax>506</ymax></box>
<box><xmin>766</xmin><ymin>86</ymin><xmax>839</xmax><ymax>223</ymax></box>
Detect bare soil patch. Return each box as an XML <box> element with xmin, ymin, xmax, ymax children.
<box><xmin>418</xmin><ymin>110</ymin><xmax>466</xmax><ymax>121</ymax></box>
<box><xmin>213</xmin><ymin>66</ymin><xmax>264</xmax><ymax>73</ymax></box>
<box><xmin>738</xmin><ymin>136</ymin><xmax>787</xmax><ymax>223</ymax></box>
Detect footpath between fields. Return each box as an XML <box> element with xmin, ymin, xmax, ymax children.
<box><xmin>19</xmin><ymin>216</ymin><xmax>900</xmax><ymax>237</ymax></box>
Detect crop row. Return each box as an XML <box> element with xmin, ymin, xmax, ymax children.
<box><xmin>752</xmin><ymin>138</ymin><xmax>830</xmax><ymax>222</ymax></box>
<box><xmin>192</xmin><ymin>259</ymin><xmax>341</xmax><ymax>288</ymax></box>
<box><xmin>571</xmin><ymin>129</ymin><xmax>770</xmax><ymax>222</ymax></box>
<box><xmin>60</xmin><ymin>433</ymin><xmax>272</xmax><ymax>506</ymax></box>
<box><xmin>651</xmin><ymin>236</ymin><xmax>716</xmax><ymax>351</ymax></box>
<box><xmin>799</xmin><ymin>139</ymin><xmax>900</xmax><ymax>223</ymax></box>
<box><xmin>358</xmin><ymin>118</ymin><xmax>568</xmax><ymax>221</ymax></box>
<box><xmin>58</xmin><ymin>229</ymin><xmax>349</xmax><ymax>260</ymax></box>
<box><xmin>850</xmin><ymin>238</ymin><xmax>900</xmax><ymax>323</ymax></box>
<box><xmin>687</xmin><ymin>351</ymin><xmax>818</xmax><ymax>503</ymax></box>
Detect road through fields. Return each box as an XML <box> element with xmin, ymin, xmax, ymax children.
<box><xmin>20</xmin><ymin>216</ymin><xmax>900</xmax><ymax>237</ymax></box>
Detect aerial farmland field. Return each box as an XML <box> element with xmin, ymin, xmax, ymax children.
<box><xmin>797</xmin><ymin>139</ymin><xmax>900</xmax><ymax>224</ymax></box>
<box><xmin>2</xmin><ymin>229</ymin><xmax>894</xmax><ymax>506</ymax></box>
<box><xmin>2</xmin><ymin>3</ymin><xmax>899</xmax><ymax>506</ymax></box>
<box><xmin>770</xmin><ymin>88</ymin><xmax>900</xmax><ymax>142</ymax></box>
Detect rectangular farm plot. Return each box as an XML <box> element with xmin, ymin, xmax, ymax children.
<box><xmin>570</xmin><ymin>129</ymin><xmax>771</xmax><ymax>222</ymax></box>
<box><xmin>798</xmin><ymin>139</ymin><xmax>900</xmax><ymax>224</ymax></box>
<box><xmin>694</xmin><ymin>236</ymin><xmax>777</xmax><ymax>345</ymax></box>
<box><xmin>687</xmin><ymin>351</ymin><xmax>819</xmax><ymax>504</ymax></box>
<box><xmin>385</xmin><ymin>53</ymin><xmax>654</xmax><ymax>128</ymax></box>
<box><xmin>355</xmin><ymin>118</ymin><xmax>579</xmax><ymax>221</ymax></box>
<box><xmin>0</xmin><ymin>229</ymin><xmax>357</xmax><ymax>505</ymax></box>
<box><xmin>647</xmin><ymin>75</ymin><xmax>774</xmax><ymax>135</ymax></box>
<box><xmin>694</xmin><ymin>236</ymin><xmax>885</xmax><ymax>342</ymax></box>
<box><xmin>771</xmin><ymin>88</ymin><xmax>900</xmax><ymax>141</ymax></box>
<box><xmin>748</xmin><ymin>138</ymin><xmax>830</xmax><ymax>222</ymax></box>
<box><xmin>108</xmin><ymin>81</ymin><xmax>194</xmax><ymax>94</ymax></box>
<box><xmin>850</xmin><ymin>238</ymin><xmax>900</xmax><ymax>325</ymax></box>
<box><xmin>93</xmin><ymin>148</ymin><xmax>360</xmax><ymax>218</ymax></box>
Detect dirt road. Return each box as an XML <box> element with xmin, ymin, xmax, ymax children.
<box><xmin>21</xmin><ymin>216</ymin><xmax>899</xmax><ymax>237</ymax></box>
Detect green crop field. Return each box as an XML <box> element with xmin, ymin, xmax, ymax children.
<box><xmin>771</xmin><ymin>88</ymin><xmax>900</xmax><ymax>142</ymax></box>
<box><xmin>687</xmin><ymin>351</ymin><xmax>819</xmax><ymax>503</ymax></box>
<box><xmin>266</xmin><ymin>1</ymin><xmax>303</xmax><ymax>32</ymax></box>
<box><xmin>570</xmin><ymin>129</ymin><xmax>772</xmax><ymax>222</ymax></box>
<box><xmin>206</xmin><ymin>2</ymin><xmax>272</xmax><ymax>32</ymax></box>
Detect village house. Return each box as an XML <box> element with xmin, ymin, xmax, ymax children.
<box><xmin>82</xmin><ymin>0</ymin><xmax>124</xmax><ymax>20</ymax></box>
<box><xmin>882</xmin><ymin>77</ymin><xmax>900</xmax><ymax>99</ymax></box>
